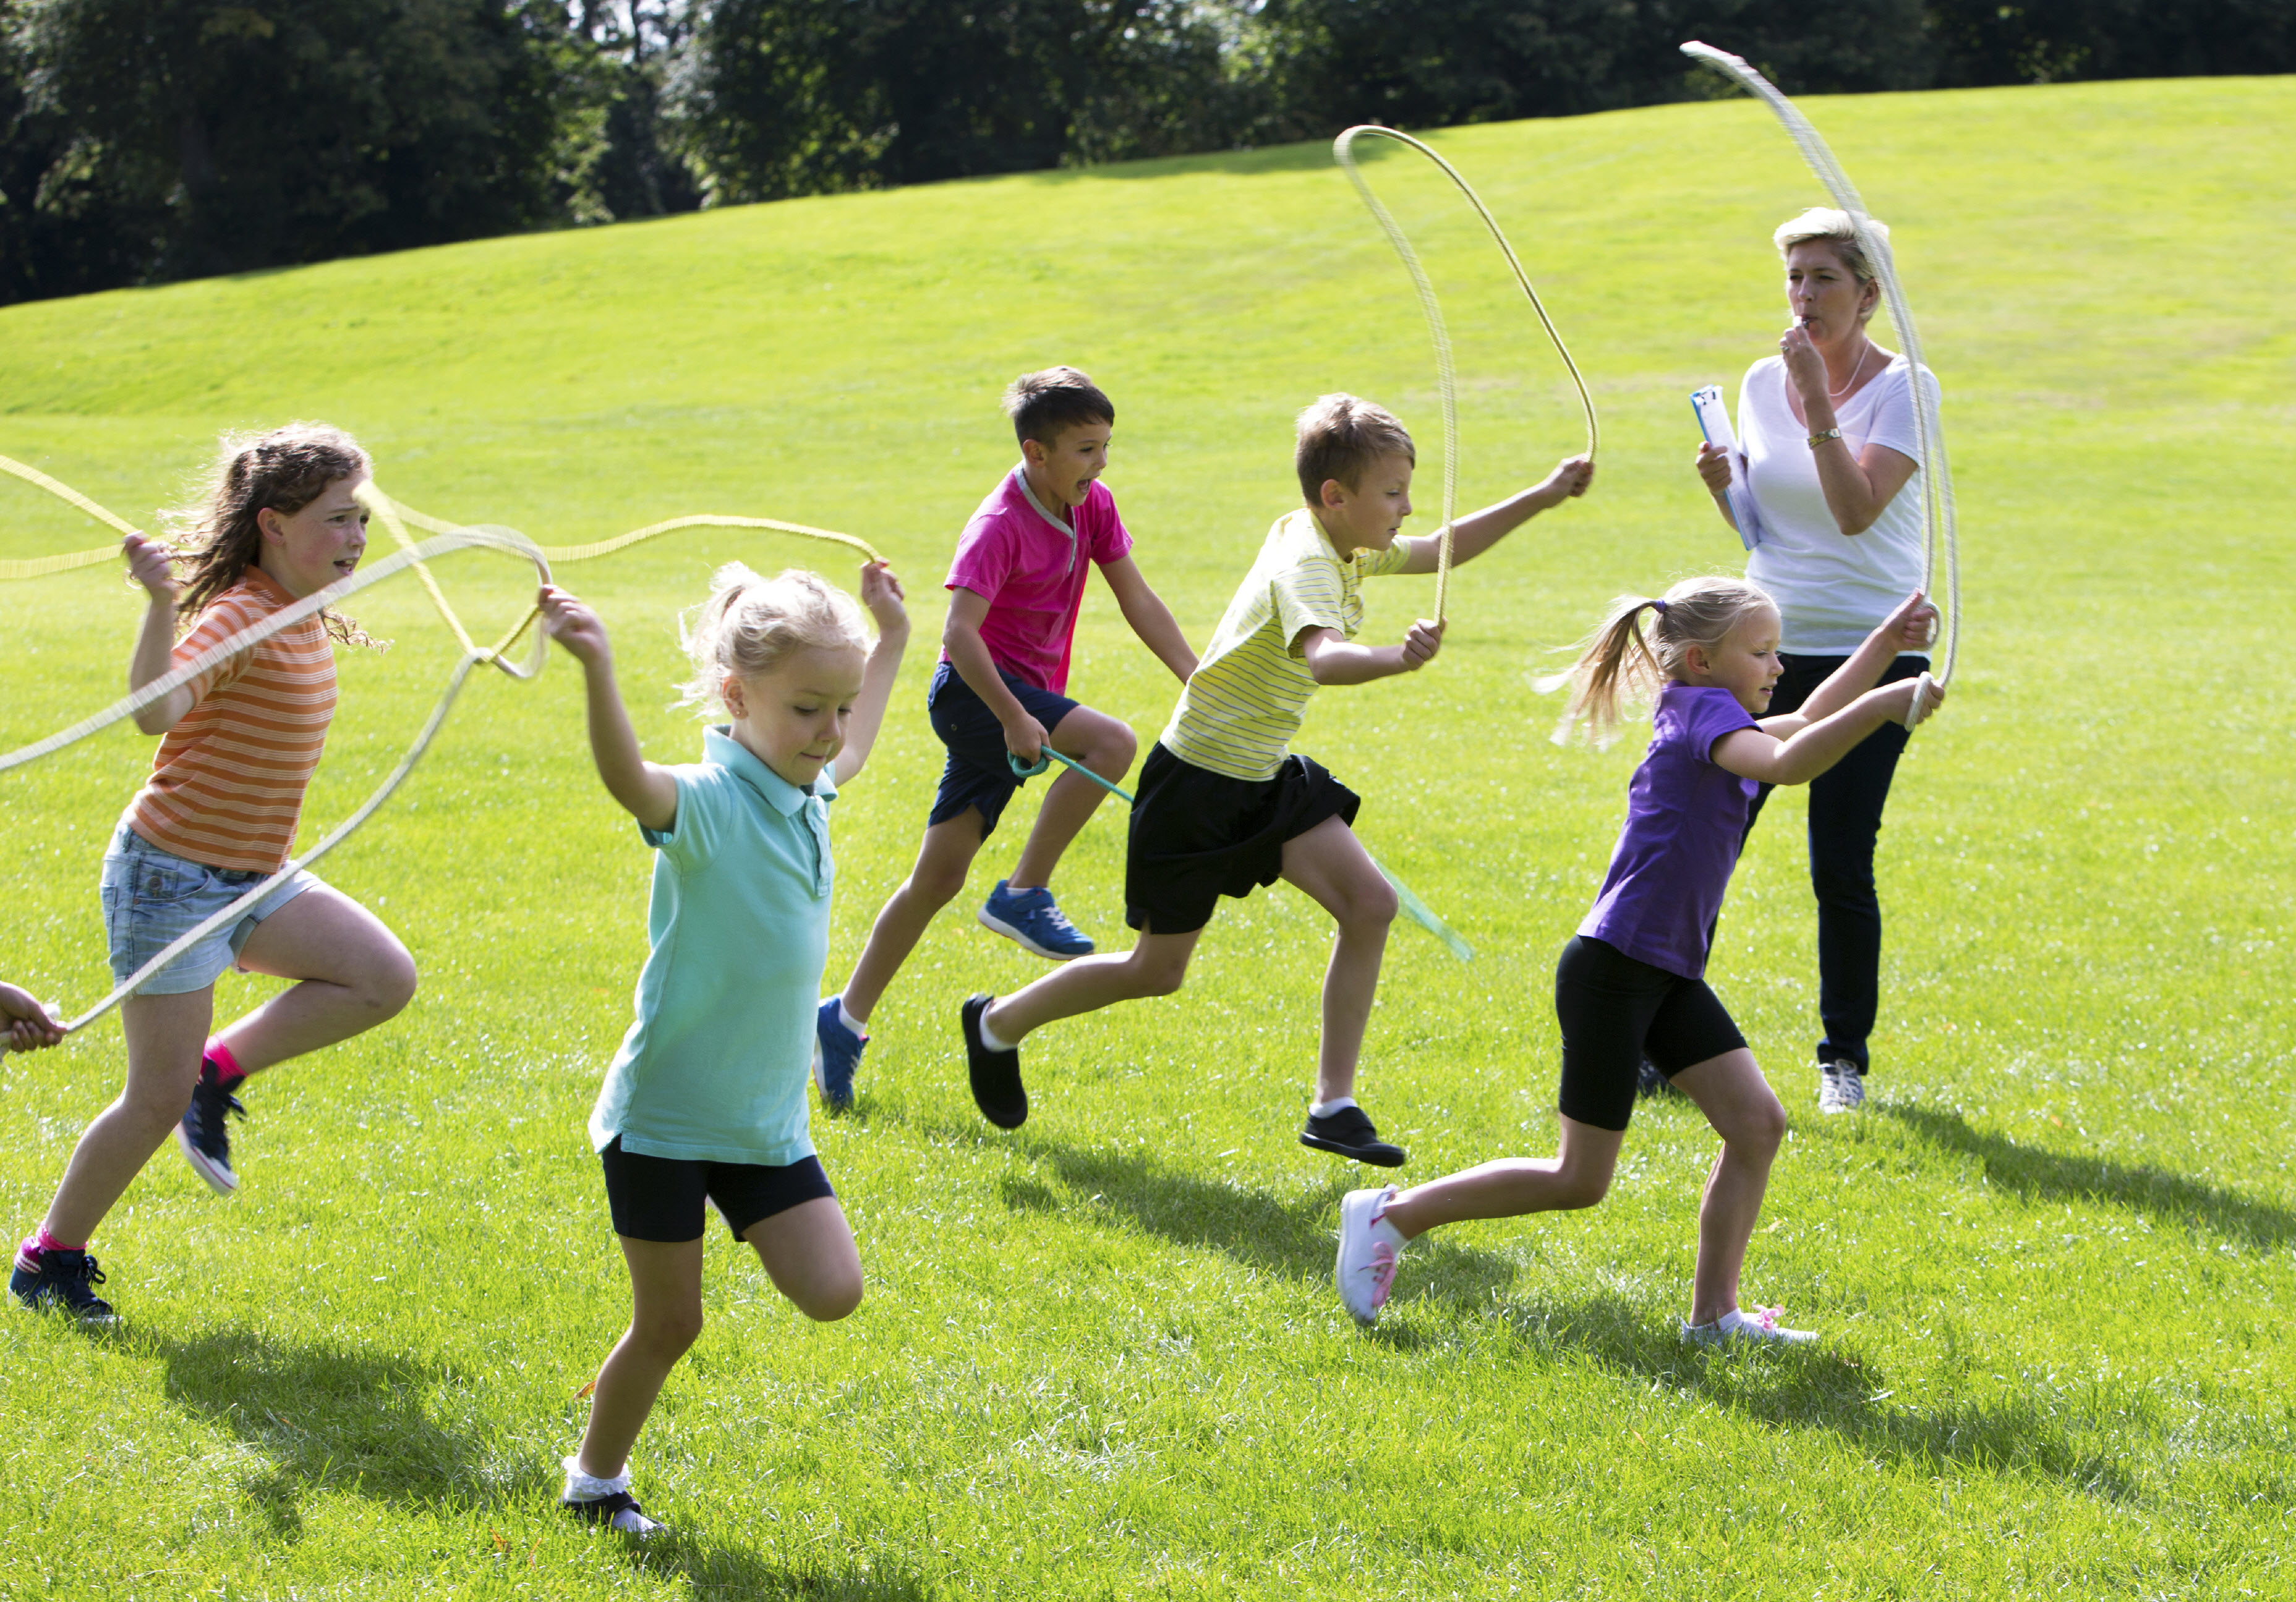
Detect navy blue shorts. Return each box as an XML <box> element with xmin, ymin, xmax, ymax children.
<box><xmin>926</xmin><ymin>660</ymin><xmax>1081</xmax><ymax>837</ymax></box>
<box><xmin>599</xmin><ymin>1136</ymin><xmax>837</xmax><ymax>1243</ymax></box>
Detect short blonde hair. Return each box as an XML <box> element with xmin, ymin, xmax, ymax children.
<box><xmin>1774</xmin><ymin>207</ymin><xmax>1888</xmax><ymax>286</ymax></box>
<box><xmin>1295</xmin><ymin>393</ymin><xmax>1414</xmax><ymax>505</ymax></box>
<box><xmin>676</xmin><ymin>563</ymin><xmax>871</xmax><ymax>713</ymax></box>
<box><xmin>1542</xmin><ymin>576</ymin><xmax>1777</xmax><ymax>748</ymax></box>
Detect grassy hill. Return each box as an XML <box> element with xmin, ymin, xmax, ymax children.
<box><xmin>1</xmin><ymin>75</ymin><xmax>2290</xmax><ymax>1599</ymax></box>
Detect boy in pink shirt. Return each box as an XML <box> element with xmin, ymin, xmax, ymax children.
<box><xmin>813</xmin><ymin>368</ymin><xmax>1195</xmax><ymax>1110</ymax></box>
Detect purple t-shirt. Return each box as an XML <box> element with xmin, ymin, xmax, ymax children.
<box><xmin>942</xmin><ymin>467</ymin><xmax>1133</xmax><ymax>694</ymax></box>
<box><xmin>1577</xmin><ymin>684</ymin><xmax>1761</xmax><ymax>979</ymax></box>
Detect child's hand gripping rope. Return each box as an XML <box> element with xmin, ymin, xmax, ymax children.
<box><xmin>1004</xmin><ymin>748</ymin><xmax>1474</xmax><ymax>960</ymax></box>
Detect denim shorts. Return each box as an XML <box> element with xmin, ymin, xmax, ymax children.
<box><xmin>100</xmin><ymin>820</ymin><xmax>322</xmax><ymax>995</ymax></box>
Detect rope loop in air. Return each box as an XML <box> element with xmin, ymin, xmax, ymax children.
<box><xmin>1332</xmin><ymin>124</ymin><xmax>1599</xmax><ymax>623</ymax></box>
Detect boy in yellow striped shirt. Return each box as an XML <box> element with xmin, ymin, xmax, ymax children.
<box><xmin>962</xmin><ymin>394</ymin><xmax>1592</xmax><ymax>1161</ymax></box>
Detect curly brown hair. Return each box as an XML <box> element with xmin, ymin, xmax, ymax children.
<box><xmin>165</xmin><ymin>422</ymin><xmax>382</xmax><ymax>648</ymax></box>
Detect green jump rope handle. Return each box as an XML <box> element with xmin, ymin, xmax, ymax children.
<box><xmin>1005</xmin><ymin>751</ymin><xmax>1470</xmax><ymax>960</ymax></box>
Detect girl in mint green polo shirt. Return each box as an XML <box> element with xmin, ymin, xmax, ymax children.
<box><xmin>537</xmin><ymin>558</ymin><xmax>908</xmax><ymax>1538</ymax></box>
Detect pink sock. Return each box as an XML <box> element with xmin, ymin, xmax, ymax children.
<box><xmin>20</xmin><ymin>1226</ymin><xmax>83</xmax><ymax>1263</ymax></box>
<box><xmin>205</xmin><ymin>1038</ymin><xmax>245</xmax><ymax>1088</ymax></box>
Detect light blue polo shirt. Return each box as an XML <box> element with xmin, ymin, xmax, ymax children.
<box><xmin>589</xmin><ymin>726</ymin><xmax>836</xmax><ymax>1167</ymax></box>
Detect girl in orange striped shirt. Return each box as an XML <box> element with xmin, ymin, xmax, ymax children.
<box><xmin>12</xmin><ymin>425</ymin><xmax>419</xmax><ymax>1321</ymax></box>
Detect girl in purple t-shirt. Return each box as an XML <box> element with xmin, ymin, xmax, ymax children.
<box><xmin>1331</xmin><ymin>577</ymin><xmax>1939</xmax><ymax>1344</ymax></box>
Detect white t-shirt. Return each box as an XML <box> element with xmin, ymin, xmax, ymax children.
<box><xmin>1739</xmin><ymin>353</ymin><xmax>1934</xmax><ymax>654</ymax></box>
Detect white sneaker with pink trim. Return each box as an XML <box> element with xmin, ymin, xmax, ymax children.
<box><xmin>1681</xmin><ymin>1304</ymin><xmax>1817</xmax><ymax>1346</ymax></box>
<box><xmin>1335</xmin><ymin>1186</ymin><xmax>1405</xmax><ymax>1325</ymax></box>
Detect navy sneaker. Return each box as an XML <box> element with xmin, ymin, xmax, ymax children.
<box><xmin>960</xmin><ymin>994</ymin><xmax>1027</xmax><ymax>1129</ymax></box>
<box><xmin>178</xmin><ymin>1062</ymin><xmax>246</xmax><ymax>1195</ymax></box>
<box><xmin>1299</xmin><ymin>1105</ymin><xmax>1407</xmax><ymax>1167</ymax></box>
<box><xmin>977</xmin><ymin>880</ymin><xmax>1095</xmax><ymax>960</ymax></box>
<box><xmin>564</xmin><ymin>1489</ymin><xmax>665</xmax><ymax>1537</ymax></box>
<box><xmin>11</xmin><ymin>1246</ymin><xmax>115</xmax><ymax>1321</ymax></box>
<box><xmin>813</xmin><ymin>997</ymin><xmax>866</xmax><ymax>1114</ymax></box>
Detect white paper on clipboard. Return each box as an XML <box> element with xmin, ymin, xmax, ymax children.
<box><xmin>1691</xmin><ymin>385</ymin><xmax>1763</xmax><ymax>552</ymax></box>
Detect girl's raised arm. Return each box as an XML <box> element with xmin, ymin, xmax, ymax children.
<box><xmin>1757</xmin><ymin>590</ymin><xmax>1936</xmax><ymax>738</ymax></box>
<box><xmin>125</xmin><ymin>534</ymin><xmax>197</xmax><ymax>735</ymax></box>
<box><xmin>834</xmin><ymin>561</ymin><xmax>911</xmax><ymax>785</ymax></box>
<box><xmin>540</xmin><ymin>586</ymin><xmax>679</xmax><ymax>833</ymax></box>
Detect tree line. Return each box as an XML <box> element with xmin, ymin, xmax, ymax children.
<box><xmin>2</xmin><ymin>0</ymin><xmax>2285</xmax><ymax>307</ymax></box>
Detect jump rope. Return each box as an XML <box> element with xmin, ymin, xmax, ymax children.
<box><xmin>1681</xmin><ymin>43</ymin><xmax>1961</xmax><ymax>717</ymax></box>
<box><xmin>2</xmin><ymin>62</ymin><xmax>1955</xmax><ymax>1024</ymax></box>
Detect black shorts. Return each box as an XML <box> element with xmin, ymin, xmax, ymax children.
<box><xmin>925</xmin><ymin>660</ymin><xmax>1082</xmax><ymax>837</ymax></box>
<box><xmin>1124</xmin><ymin>743</ymin><xmax>1360</xmax><ymax>935</ymax></box>
<box><xmin>599</xmin><ymin>1136</ymin><xmax>837</xmax><ymax>1243</ymax></box>
<box><xmin>1555</xmin><ymin>935</ymin><xmax>1747</xmax><ymax>1133</ymax></box>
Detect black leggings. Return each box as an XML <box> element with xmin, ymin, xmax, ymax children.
<box><xmin>1743</xmin><ymin>652</ymin><xmax>1927</xmax><ymax>1074</ymax></box>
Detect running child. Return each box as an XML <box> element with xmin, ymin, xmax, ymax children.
<box><xmin>1333</xmin><ymin>580</ymin><xmax>1940</xmax><ymax>1339</ymax></box>
<box><xmin>539</xmin><ymin>556</ymin><xmax>908</xmax><ymax>1537</ymax></box>
<box><xmin>811</xmin><ymin>367</ymin><xmax>1195</xmax><ymax>1112</ymax></box>
<box><xmin>961</xmin><ymin>394</ymin><xmax>1594</xmax><ymax>1162</ymax></box>
<box><xmin>11</xmin><ymin>425</ymin><xmax>419</xmax><ymax>1323</ymax></box>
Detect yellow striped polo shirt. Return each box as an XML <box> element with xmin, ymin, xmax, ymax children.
<box><xmin>128</xmin><ymin>568</ymin><xmax>338</xmax><ymax>872</ymax></box>
<box><xmin>1161</xmin><ymin>509</ymin><xmax>1410</xmax><ymax>782</ymax></box>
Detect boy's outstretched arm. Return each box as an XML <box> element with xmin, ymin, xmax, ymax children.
<box><xmin>1398</xmin><ymin>454</ymin><xmax>1593</xmax><ymax>575</ymax></box>
<box><xmin>539</xmin><ymin>585</ymin><xmax>678</xmax><ymax>833</ymax></box>
<box><xmin>834</xmin><ymin>561</ymin><xmax>911</xmax><ymax>784</ymax></box>
<box><xmin>1098</xmin><ymin>555</ymin><xmax>1197</xmax><ymax>683</ymax></box>
<box><xmin>944</xmin><ymin>587</ymin><xmax>1047</xmax><ymax>764</ymax></box>
<box><xmin>1299</xmin><ymin>619</ymin><xmax>1443</xmax><ymax>686</ymax></box>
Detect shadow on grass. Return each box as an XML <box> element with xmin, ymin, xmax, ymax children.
<box><xmin>1469</xmin><ymin>1290</ymin><xmax>2135</xmax><ymax>1498</ymax></box>
<box><xmin>621</xmin><ymin>1535</ymin><xmax>932</xmax><ymax>1600</ymax></box>
<box><xmin>1884</xmin><ymin>1102</ymin><xmax>2296</xmax><ymax>1250</ymax></box>
<box><xmin>142</xmin><ymin>1329</ymin><xmax>544</xmax><ymax>1540</ymax></box>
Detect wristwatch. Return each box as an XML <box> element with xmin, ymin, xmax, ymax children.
<box><xmin>1807</xmin><ymin>427</ymin><xmax>1842</xmax><ymax>448</ymax></box>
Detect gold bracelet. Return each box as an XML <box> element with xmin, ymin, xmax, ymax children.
<box><xmin>1807</xmin><ymin>428</ymin><xmax>1842</xmax><ymax>448</ymax></box>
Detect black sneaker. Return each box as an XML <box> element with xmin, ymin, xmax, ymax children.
<box><xmin>1636</xmin><ymin>1060</ymin><xmax>1681</xmax><ymax>1099</ymax></box>
<box><xmin>1299</xmin><ymin>1105</ymin><xmax>1407</xmax><ymax>1167</ymax></box>
<box><xmin>960</xmin><ymin>994</ymin><xmax>1027</xmax><ymax>1129</ymax></box>
<box><xmin>563</xmin><ymin>1489</ymin><xmax>665</xmax><ymax>1537</ymax></box>
<box><xmin>11</xmin><ymin>1246</ymin><xmax>116</xmax><ymax>1321</ymax></box>
<box><xmin>178</xmin><ymin>1064</ymin><xmax>245</xmax><ymax>1195</ymax></box>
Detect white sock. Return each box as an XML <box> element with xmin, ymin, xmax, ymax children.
<box><xmin>1309</xmin><ymin>1096</ymin><xmax>1357</xmax><ymax>1120</ymax></box>
<box><xmin>562</xmin><ymin>1455</ymin><xmax>631</xmax><ymax>1502</ymax></box>
<box><xmin>837</xmin><ymin>1000</ymin><xmax>866</xmax><ymax>1037</ymax></box>
<box><xmin>978</xmin><ymin>1010</ymin><xmax>1017</xmax><ymax>1054</ymax></box>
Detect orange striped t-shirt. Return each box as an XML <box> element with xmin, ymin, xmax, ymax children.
<box><xmin>127</xmin><ymin>568</ymin><xmax>338</xmax><ymax>873</ymax></box>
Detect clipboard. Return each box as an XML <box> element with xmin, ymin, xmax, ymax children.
<box><xmin>1691</xmin><ymin>385</ymin><xmax>1763</xmax><ymax>552</ymax></box>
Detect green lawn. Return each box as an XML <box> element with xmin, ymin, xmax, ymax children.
<box><xmin>1</xmin><ymin>74</ymin><xmax>2290</xmax><ymax>1600</ymax></box>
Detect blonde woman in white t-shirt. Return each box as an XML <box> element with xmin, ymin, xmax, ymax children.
<box><xmin>1691</xmin><ymin>208</ymin><xmax>1938</xmax><ymax>1117</ymax></box>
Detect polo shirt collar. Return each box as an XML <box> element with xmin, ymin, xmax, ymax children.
<box><xmin>1300</xmin><ymin>509</ymin><xmax>1365</xmax><ymax>573</ymax></box>
<box><xmin>704</xmin><ymin>726</ymin><xmax>811</xmax><ymax>816</ymax></box>
<box><xmin>1012</xmin><ymin>465</ymin><xmax>1077</xmax><ymax>541</ymax></box>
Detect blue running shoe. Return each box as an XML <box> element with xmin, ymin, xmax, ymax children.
<box><xmin>178</xmin><ymin>1065</ymin><xmax>245</xmax><ymax>1196</ymax></box>
<box><xmin>977</xmin><ymin>880</ymin><xmax>1095</xmax><ymax>961</ymax></box>
<box><xmin>813</xmin><ymin>997</ymin><xmax>867</xmax><ymax>1114</ymax></box>
<box><xmin>11</xmin><ymin>1246</ymin><xmax>114</xmax><ymax>1321</ymax></box>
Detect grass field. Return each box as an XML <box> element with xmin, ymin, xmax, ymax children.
<box><xmin>2</xmin><ymin>73</ymin><xmax>2292</xmax><ymax>1600</ymax></box>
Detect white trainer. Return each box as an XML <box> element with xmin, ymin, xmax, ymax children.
<box><xmin>1817</xmin><ymin>1060</ymin><xmax>1866</xmax><ymax>1115</ymax></box>
<box><xmin>1682</xmin><ymin>1304</ymin><xmax>1818</xmax><ymax>1346</ymax></box>
<box><xmin>1334</xmin><ymin>1185</ymin><xmax>1405</xmax><ymax>1325</ymax></box>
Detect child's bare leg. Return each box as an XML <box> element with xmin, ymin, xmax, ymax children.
<box><xmin>41</xmin><ymin>989</ymin><xmax>211</xmax><ymax>1242</ymax></box>
<box><xmin>220</xmin><ymin>887</ymin><xmax>417</xmax><ymax>1073</ymax></box>
<box><xmin>1007</xmin><ymin>706</ymin><xmax>1137</xmax><ymax>890</ymax></box>
<box><xmin>1276</xmin><ymin>816</ymin><xmax>1396</xmax><ymax>1104</ymax></box>
<box><xmin>1380</xmin><ymin>1115</ymin><xmax>1625</xmax><ymax>1238</ymax></box>
<box><xmin>578</xmin><ymin>1236</ymin><xmax>706</xmax><ymax>1480</ymax></box>
<box><xmin>1668</xmin><ymin>1049</ymin><xmax>1788</xmax><ymax>1324</ymax></box>
<box><xmin>840</xmin><ymin>813</ymin><xmax>988</xmax><ymax>1022</ymax></box>
<box><xmin>741</xmin><ymin>1196</ymin><xmax>863</xmax><ymax>1322</ymax></box>
<box><xmin>983</xmin><ymin>929</ymin><xmax>1201</xmax><ymax>1041</ymax></box>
